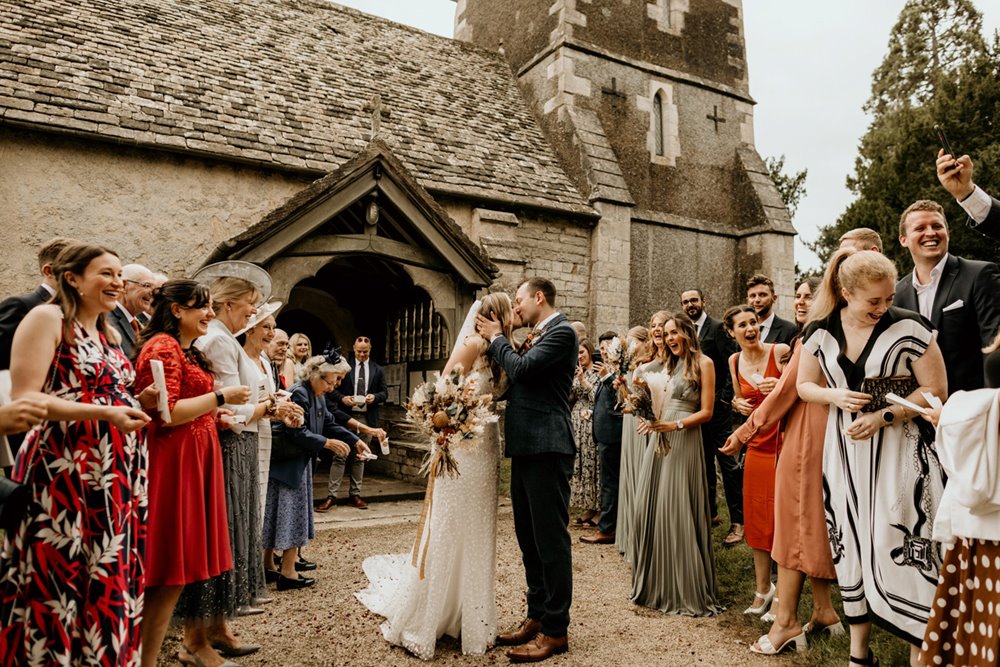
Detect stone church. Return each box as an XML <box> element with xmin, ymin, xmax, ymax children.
<box><xmin>0</xmin><ymin>0</ymin><xmax>794</xmax><ymax>468</ymax></box>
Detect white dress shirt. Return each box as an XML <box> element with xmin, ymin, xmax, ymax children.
<box><xmin>959</xmin><ymin>185</ymin><xmax>992</xmax><ymax>224</ymax></box>
<box><xmin>694</xmin><ymin>311</ymin><xmax>707</xmax><ymax>336</ymax></box>
<box><xmin>757</xmin><ymin>312</ymin><xmax>775</xmax><ymax>342</ymax></box>
<box><xmin>354</xmin><ymin>359</ymin><xmax>370</xmax><ymax>395</ymax></box>
<box><xmin>912</xmin><ymin>254</ymin><xmax>950</xmax><ymax>320</ymax></box>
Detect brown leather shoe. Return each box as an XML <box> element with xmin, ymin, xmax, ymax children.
<box><xmin>506</xmin><ymin>633</ymin><xmax>568</xmax><ymax>663</ymax></box>
<box><xmin>315</xmin><ymin>496</ymin><xmax>336</xmax><ymax>513</ymax></box>
<box><xmin>495</xmin><ymin>618</ymin><xmax>541</xmax><ymax>646</ymax></box>
<box><xmin>580</xmin><ymin>531</ymin><xmax>615</xmax><ymax>544</ymax></box>
<box><xmin>349</xmin><ymin>496</ymin><xmax>369</xmax><ymax>510</ymax></box>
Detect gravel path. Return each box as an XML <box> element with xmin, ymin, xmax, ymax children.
<box><xmin>160</xmin><ymin>512</ymin><xmax>799</xmax><ymax>666</ymax></box>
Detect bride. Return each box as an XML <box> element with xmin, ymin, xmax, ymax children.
<box><xmin>355</xmin><ymin>293</ymin><xmax>515</xmax><ymax>660</ymax></box>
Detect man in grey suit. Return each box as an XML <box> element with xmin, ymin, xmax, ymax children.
<box><xmin>477</xmin><ymin>277</ymin><xmax>577</xmax><ymax>663</ymax></box>
<box><xmin>746</xmin><ymin>274</ymin><xmax>797</xmax><ymax>345</ymax></box>
<box><xmin>935</xmin><ymin>150</ymin><xmax>1000</xmax><ymax>241</ymax></box>
<box><xmin>107</xmin><ymin>263</ymin><xmax>155</xmax><ymax>358</ymax></box>
<box><xmin>893</xmin><ymin>199</ymin><xmax>1000</xmax><ymax>394</ymax></box>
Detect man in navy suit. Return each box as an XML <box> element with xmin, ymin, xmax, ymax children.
<box><xmin>477</xmin><ymin>277</ymin><xmax>576</xmax><ymax>663</ymax></box>
<box><xmin>894</xmin><ymin>199</ymin><xmax>1000</xmax><ymax>394</ymax></box>
<box><xmin>317</xmin><ymin>335</ymin><xmax>388</xmax><ymax>511</ymax></box>
<box><xmin>681</xmin><ymin>289</ymin><xmax>744</xmax><ymax>545</ymax></box>
<box><xmin>0</xmin><ymin>237</ymin><xmax>74</xmax><ymax>470</ymax></box>
<box><xmin>746</xmin><ymin>274</ymin><xmax>797</xmax><ymax>345</ymax></box>
<box><xmin>935</xmin><ymin>151</ymin><xmax>1000</xmax><ymax>241</ymax></box>
<box><xmin>580</xmin><ymin>331</ymin><xmax>624</xmax><ymax>545</ymax></box>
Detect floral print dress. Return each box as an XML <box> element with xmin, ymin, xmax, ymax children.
<box><xmin>0</xmin><ymin>321</ymin><xmax>147</xmax><ymax>666</ymax></box>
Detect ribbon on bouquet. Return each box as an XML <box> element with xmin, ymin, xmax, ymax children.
<box><xmin>410</xmin><ymin>447</ymin><xmax>451</xmax><ymax>579</ymax></box>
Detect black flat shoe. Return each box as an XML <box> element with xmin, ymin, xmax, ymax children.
<box><xmin>276</xmin><ymin>574</ymin><xmax>315</xmax><ymax>591</ymax></box>
<box><xmin>264</xmin><ymin>568</ymin><xmax>280</xmax><ymax>584</ymax></box>
<box><xmin>295</xmin><ymin>557</ymin><xmax>317</xmax><ymax>572</ymax></box>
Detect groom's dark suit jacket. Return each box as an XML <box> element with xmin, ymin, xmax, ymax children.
<box><xmin>488</xmin><ymin>313</ymin><xmax>577</xmax><ymax>457</ymax></box>
<box><xmin>894</xmin><ymin>253</ymin><xmax>1000</xmax><ymax>394</ymax></box>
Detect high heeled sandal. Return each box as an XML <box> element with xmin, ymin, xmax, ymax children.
<box><xmin>802</xmin><ymin>619</ymin><xmax>846</xmax><ymax>637</ymax></box>
<box><xmin>743</xmin><ymin>582</ymin><xmax>776</xmax><ymax>615</ymax></box>
<box><xmin>750</xmin><ymin>631</ymin><xmax>807</xmax><ymax>655</ymax></box>
<box><xmin>849</xmin><ymin>649</ymin><xmax>879</xmax><ymax>666</ymax></box>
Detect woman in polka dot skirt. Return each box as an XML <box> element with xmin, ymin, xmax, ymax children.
<box><xmin>919</xmin><ymin>333</ymin><xmax>1000</xmax><ymax>667</ymax></box>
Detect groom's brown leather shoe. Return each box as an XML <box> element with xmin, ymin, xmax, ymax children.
<box><xmin>495</xmin><ymin>618</ymin><xmax>541</xmax><ymax>646</ymax></box>
<box><xmin>506</xmin><ymin>633</ymin><xmax>568</xmax><ymax>662</ymax></box>
<box><xmin>579</xmin><ymin>530</ymin><xmax>615</xmax><ymax>544</ymax></box>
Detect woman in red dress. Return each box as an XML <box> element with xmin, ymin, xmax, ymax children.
<box><xmin>0</xmin><ymin>243</ymin><xmax>152</xmax><ymax>666</ymax></box>
<box><xmin>134</xmin><ymin>280</ymin><xmax>250</xmax><ymax>667</ymax></box>
<box><xmin>724</xmin><ymin>305</ymin><xmax>789</xmax><ymax>618</ymax></box>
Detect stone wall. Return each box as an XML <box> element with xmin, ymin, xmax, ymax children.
<box><xmin>441</xmin><ymin>197</ymin><xmax>594</xmax><ymax>328</ymax></box>
<box><xmin>0</xmin><ymin>127</ymin><xmax>310</xmax><ymax>293</ymax></box>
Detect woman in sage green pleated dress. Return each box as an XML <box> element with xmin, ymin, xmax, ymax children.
<box><xmin>614</xmin><ymin>319</ymin><xmax>657</xmax><ymax>564</ymax></box>
<box><xmin>631</xmin><ymin>312</ymin><xmax>723</xmax><ymax>616</ymax></box>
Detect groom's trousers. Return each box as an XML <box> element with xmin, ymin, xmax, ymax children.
<box><xmin>510</xmin><ymin>453</ymin><xmax>574</xmax><ymax>638</ymax></box>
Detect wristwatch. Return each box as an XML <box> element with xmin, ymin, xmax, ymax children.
<box><xmin>675</xmin><ymin>420</ymin><xmax>685</xmax><ymax>431</ymax></box>
<box><xmin>881</xmin><ymin>409</ymin><xmax>895</xmax><ymax>425</ymax></box>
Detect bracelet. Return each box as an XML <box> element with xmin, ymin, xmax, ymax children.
<box><xmin>214</xmin><ymin>391</ymin><xmax>225</xmax><ymax>407</ymax></box>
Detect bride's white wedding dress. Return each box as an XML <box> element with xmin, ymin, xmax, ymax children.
<box><xmin>355</xmin><ymin>341</ymin><xmax>500</xmax><ymax>660</ymax></box>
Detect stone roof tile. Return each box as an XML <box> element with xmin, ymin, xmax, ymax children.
<box><xmin>0</xmin><ymin>0</ymin><xmax>593</xmax><ymax>215</ymax></box>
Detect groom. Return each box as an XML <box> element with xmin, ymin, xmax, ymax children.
<box><xmin>476</xmin><ymin>277</ymin><xmax>577</xmax><ymax>663</ymax></box>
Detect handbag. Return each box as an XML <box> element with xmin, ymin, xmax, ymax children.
<box><xmin>860</xmin><ymin>375</ymin><xmax>919</xmax><ymax>413</ymax></box>
<box><xmin>0</xmin><ymin>476</ymin><xmax>30</xmax><ymax>534</ymax></box>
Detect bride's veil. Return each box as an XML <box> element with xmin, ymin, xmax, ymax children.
<box><xmin>442</xmin><ymin>299</ymin><xmax>482</xmax><ymax>373</ymax></box>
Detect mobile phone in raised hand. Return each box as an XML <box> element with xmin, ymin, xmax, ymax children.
<box><xmin>934</xmin><ymin>124</ymin><xmax>959</xmax><ymax>164</ymax></box>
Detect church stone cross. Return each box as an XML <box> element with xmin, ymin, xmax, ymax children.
<box><xmin>706</xmin><ymin>105</ymin><xmax>726</xmax><ymax>132</ymax></box>
<box><xmin>364</xmin><ymin>93</ymin><xmax>391</xmax><ymax>140</ymax></box>
<box><xmin>601</xmin><ymin>77</ymin><xmax>626</xmax><ymax>98</ymax></box>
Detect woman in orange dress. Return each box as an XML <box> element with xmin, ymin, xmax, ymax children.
<box><xmin>723</xmin><ymin>278</ymin><xmax>842</xmax><ymax>656</ymax></box>
<box><xmin>724</xmin><ymin>305</ymin><xmax>789</xmax><ymax>618</ymax></box>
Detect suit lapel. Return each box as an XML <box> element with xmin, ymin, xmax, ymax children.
<box><xmin>929</xmin><ymin>255</ymin><xmax>960</xmax><ymax>327</ymax></box>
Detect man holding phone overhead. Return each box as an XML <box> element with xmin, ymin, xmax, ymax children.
<box><xmin>934</xmin><ymin>126</ymin><xmax>1000</xmax><ymax>240</ymax></box>
<box><xmin>893</xmin><ymin>197</ymin><xmax>1000</xmax><ymax>393</ymax></box>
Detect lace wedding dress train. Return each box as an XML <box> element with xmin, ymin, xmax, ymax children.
<box><xmin>355</xmin><ymin>352</ymin><xmax>500</xmax><ymax>660</ymax></box>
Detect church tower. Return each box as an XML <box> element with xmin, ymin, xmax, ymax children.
<box><xmin>455</xmin><ymin>0</ymin><xmax>795</xmax><ymax>330</ymax></box>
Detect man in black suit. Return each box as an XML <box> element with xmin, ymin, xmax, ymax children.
<box><xmin>681</xmin><ymin>289</ymin><xmax>744</xmax><ymax>546</ymax></box>
<box><xmin>746</xmin><ymin>274</ymin><xmax>797</xmax><ymax>345</ymax></box>
<box><xmin>477</xmin><ymin>277</ymin><xmax>576</xmax><ymax>663</ymax></box>
<box><xmin>894</xmin><ymin>199</ymin><xmax>1000</xmax><ymax>394</ymax></box>
<box><xmin>0</xmin><ymin>237</ymin><xmax>73</xmax><ymax>470</ymax></box>
<box><xmin>107</xmin><ymin>263</ymin><xmax>155</xmax><ymax>358</ymax></box>
<box><xmin>935</xmin><ymin>151</ymin><xmax>1000</xmax><ymax>241</ymax></box>
<box><xmin>317</xmin><ymin>335</ymin><xmax>388</xmax><ymax>511</ymax></box>
<box><xmin>0</xmin><ymin>237</ymin><xmax>73</xmax><ymax>371</ymax></box>
<box><xmin>580</xmin><ymin>330</ymin><xmax>624</xmax><ymax>545</ymax></box>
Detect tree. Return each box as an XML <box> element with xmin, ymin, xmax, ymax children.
<box><xmin>764</xmin><ymin>154</ymin><xmax>808</xmax><ymax>219</ymax></box>
<box><xmin>813</xmin><ymin>2</ymin><xmax>1000</xmax><ymax>271</ymax></box>
<box><xmin>867</xmin><ymin>0</ymin><xmax>986</xmax><ymax>116</ymax></box>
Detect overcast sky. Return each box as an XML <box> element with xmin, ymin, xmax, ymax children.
<box><xmin>335</xmin><ymin>0</ymin><xmax>1000</xmax><ymax>269</ymax></box>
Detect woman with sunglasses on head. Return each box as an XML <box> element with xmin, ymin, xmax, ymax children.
<box><xmin>133</xmin><ymin>280</ymin><xmax>252</xmax><ymax>667</ymax></box>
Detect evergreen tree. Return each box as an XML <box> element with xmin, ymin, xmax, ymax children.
<box><xmin>812</xmin><ymin>1</ymin><xmax>999</xmax><ymax>271</ymax></box>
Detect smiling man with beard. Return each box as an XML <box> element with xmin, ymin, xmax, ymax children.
<box><xmin>893</xmin><ymin>199</ymin><xmax>1000</xmax><ymax>394</ymax></box>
